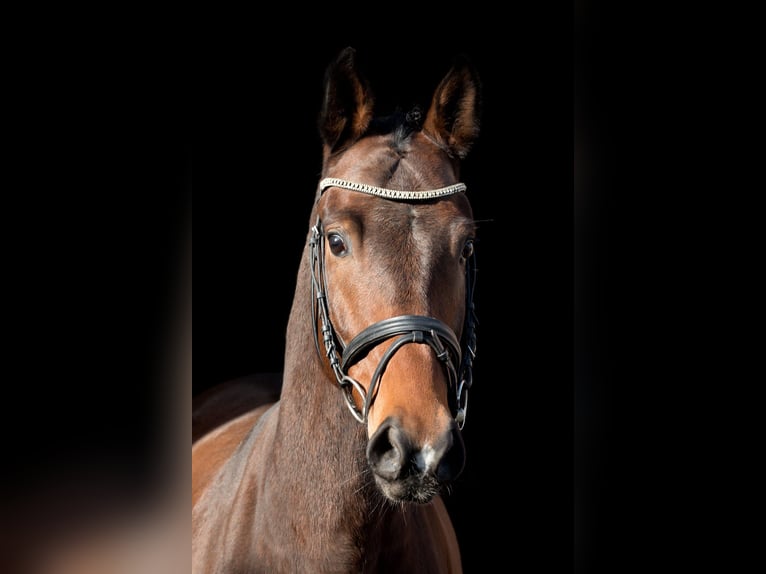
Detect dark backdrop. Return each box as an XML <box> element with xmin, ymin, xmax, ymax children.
<box><xmin>0</xmin><ymin>13</ymin><xmax>575</xmax><ymax>574</ymax></box>
<box><xmin>6</xmin><ymin>5</ymin><xmax>742</xmax><ymax>573</ymax></box>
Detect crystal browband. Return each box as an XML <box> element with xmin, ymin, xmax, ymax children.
<box><xmin>319</xmin><ymin>178</ymin><xmax>466</xmax><ymax>201</ymax></box>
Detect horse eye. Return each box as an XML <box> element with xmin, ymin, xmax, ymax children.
<box><xmin>328</xmin><ymin>233</ymin><xmax>348</xmax><ymax>256</ymax></box>
<box><xmin>461</xmin><ymin>240</ymin><xmax>475</xmax><ymax>260</ymax></box>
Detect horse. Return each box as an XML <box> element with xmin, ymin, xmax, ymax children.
<box><xmin>192</xmin><ymin>46</ymin><xmax>482</xmax><ymax>573</ymax></box>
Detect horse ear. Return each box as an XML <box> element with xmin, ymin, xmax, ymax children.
<box><xmin>319</xmin><ymin>47</ymin><xmax>375</xmax><ymax>153</ymax></box>
<box><xmin>423</xmin><ymin>55</ymin><xmax>482</xmax><ymax>159</ymax></box>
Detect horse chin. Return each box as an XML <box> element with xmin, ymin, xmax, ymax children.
<box><xmin>375</xmin><ymin>473</ymin><xmax>442</xmax><ymax>504</ymax></box>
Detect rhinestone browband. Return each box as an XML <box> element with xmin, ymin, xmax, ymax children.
<box><xmin>319</xmin><ymin>178</ymin><xmax>466</xmax><ymax>201</ymax></box>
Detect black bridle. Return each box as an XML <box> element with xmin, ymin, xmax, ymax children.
<box><xmin>309</xmin><ymin>178</ymin><xmax>478</xmax><ymax>429</ymax></box>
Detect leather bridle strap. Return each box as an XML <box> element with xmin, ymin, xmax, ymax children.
<box><xmin>339</xmin><ymin>315</ymin><xmax>463</xmax><ymax>424</ymax></box>
<box><xmin>341</xmin><ymin>315</ymin><xmax>461</xmax><ymax>370</ymax></box>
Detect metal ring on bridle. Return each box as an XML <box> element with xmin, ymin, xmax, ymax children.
<box><xmin>339</xmin><ymin>374</ymin><xmax>368</xmax><ymax>424</ymax></box>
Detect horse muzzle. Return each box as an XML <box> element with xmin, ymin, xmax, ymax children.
<box><xmin>366</xmin><ymin>416</ymin><xmax>466</xmax><ymax>503</ymax></box>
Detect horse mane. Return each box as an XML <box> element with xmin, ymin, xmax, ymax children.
<box><xmin>318</xmin><ymin>106</ymin><xmax>423</xmax><ymax>165</ymax></box>
<box><xmin>367</xmin><ymin>106</ymin><xmax>424</xmax><ymax>141</ymax></box>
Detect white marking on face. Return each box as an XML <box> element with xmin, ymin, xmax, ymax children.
<box><xmin>414</xmin><ymin>444</ymin><xmax>437</xmax><ymax>473</ymax></box>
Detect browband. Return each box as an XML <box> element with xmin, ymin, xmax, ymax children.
<box><xmin>319</xmin><ymin>178</ymin><xmax>466</xmax><ymax>201</ymax></box>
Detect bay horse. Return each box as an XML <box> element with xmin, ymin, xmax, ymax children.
<box><xmin>193</xmin><ymin>47</ymin><xmax>482</xmax><ymax>573</ymax></box>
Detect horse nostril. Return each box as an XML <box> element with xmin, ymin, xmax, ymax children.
<box><xmin>434</xmin><ymin>423</ymin><xmax>466</xmax><ymax>482</ymax></box>
<box><xmin>368</xmin><ymin>419</ymin><xmax>466</xmax><ymax>483</ymax></box>
<box><xmin>367</xmin><ymin>420</ymin><xmax>411</xmax><ymax>481</ymax></box>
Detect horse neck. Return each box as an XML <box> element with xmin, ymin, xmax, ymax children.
<box><xmin>203</xmin><ymin>231</ymin><xmax>449</xmax><ymax>572</ymax></box>
<box><xmin>271</xmin><ymin>240</ymin><xmax>383</xmax><ymax>528</ymax></box>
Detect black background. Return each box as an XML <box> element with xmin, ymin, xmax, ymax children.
<box><xmin>2</xmin><ymin>4</ymin><xmax>753</xmax><ymax>573</ymax></box>
<box><xmin>3</xmin><ymin>2</ymin><xmax>759</xmax><ymax>572</ymax></box>
<box><xmin>0</xmin><ymin>5</ymin><xmax>636</xmax><ymax>573</ymax></box>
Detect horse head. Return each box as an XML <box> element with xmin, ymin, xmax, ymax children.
<box><xmin>312</xmin><ymin>47</ymin><xmax>481</xmax><ymax>504</ymax></box>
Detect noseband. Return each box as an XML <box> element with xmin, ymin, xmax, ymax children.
<box><xmin>309</xmin><ymin>178</ymin><xmax>478</xmax><ymax>429</ymax></box>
